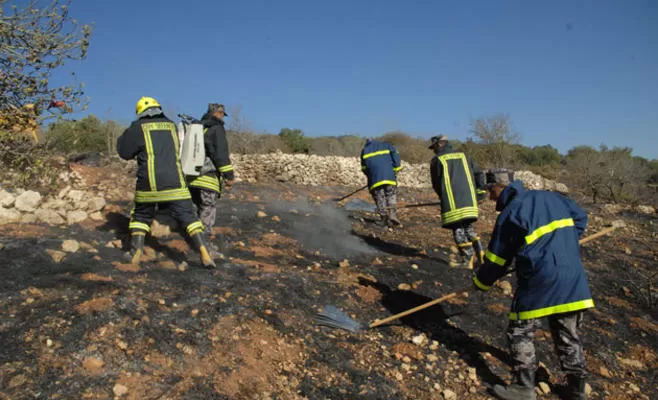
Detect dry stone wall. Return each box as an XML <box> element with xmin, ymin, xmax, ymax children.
<box><xmin>231</xmin><ymin>152</ymin><xmax>569</xmax><ymax>192</ymax></box>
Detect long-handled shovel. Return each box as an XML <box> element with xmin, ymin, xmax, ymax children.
<box><xmin>332</xmin><ymin>185</ymin><xmax>368</xmax><ymax>202</ymax></box>
<box><xmin>316</xmin><ymin>225</ymin><xmax>618</xmax><ymax>333</ymax></box>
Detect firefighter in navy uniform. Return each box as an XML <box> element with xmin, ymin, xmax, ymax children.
<box><xmin>473</xmin><ymin>169</ymin><xmax>593</xmax><ymax>400</ymax></box>
<box><xmin>360</xmin><ymin>138</ymin><xmax>403</xmax><ymax>227</ymax></box>
<box><xmin>429</xmin><ymin>135</ymin><xmax>486</xmax><ymax>269</ymax></box>
<box><xmin>117</xmin><ymin>96</ymin><xmax>216</xmax><ymax>269</ymax></box>
<box><xmin>187</xmin><ymin>103</ymin><xmax>234</xmax><ymax>256</ymax></box>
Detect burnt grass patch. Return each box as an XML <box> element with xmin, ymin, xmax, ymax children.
<box><xmin>0</xmin><ymin>182</ymin><xmax>656</xmax><ymax>399</ymax></box>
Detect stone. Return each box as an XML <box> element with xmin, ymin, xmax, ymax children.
<box><xmin>0</xmin><ymin>189</ymin><xmax>16</xmax><ymax>207</ymax></box>
<box><xmin>83</xmin><ymin>358</ymin><xmax>104</xmax><ymax>375</ymax></box>
<box><xmin>398</xmin><ymin>283</ymin><xmax>412</xmax><ymax>291</ymax></box>
<box><xmin>271</xmin><ymin>215</ymin><xmax>281</xmax><ymax>222</ymax></box>
<box><xmin>14</xmin><ymin>190</ymin><xmax>41</xmax><ymax>212</ymax></box>
<box><xmin>0</xmin><ymin>208</ymin><xmax>22</xmax><ymax>225</ymax></box>
<box><xmin>67</xmin><ymin>210</ymin><xmax>88</xmax><ymax>225</ymax></box>
<box><xmin>62</xmin><ymin>240</ymin><xmax>80</xmax><ymax>253</ymax></box>
<box><xmin>256</xmin><ymin>210</ymin><xmax>267</xmax><ymax>218</ymax></box>
<box><xmin>411</xmin><ymin>264</ymin><xmax>419</xmax><ymax>270</ymax></box>
<box><xmin>66</xmin><ymin>189</ymin><xmax>86</xmax><ymax>203</ymax></box>
<box><xmin>20</xmin><ymin>213</ymin><xmax>37</xmax><ymax>224</ymax></box>
<box><xmin>636</xmin><ymin>205</ymin><xmax>655</xmax><ymax>215</ymax></box>
<box><xmin>8</xmin><ymin>374</ymin><xmax>27</xmax><ymax>388</ymax></box>
<box><xmin>497</xmin><ymin>280</ymin><xmax>513</xmax><ymax>296</ymax></box>
<box><xmin>87</xmin><ymin>196</ymin><xmax>106</xmax><ymax>212</ymax></box>
<box><xmin>151</xmin><ymin>220</ymin><xmax>170</xmax><ymax>238</ymax></box>
<box><xmin>35</xmin><ymin>209</ymin><xmax>65</xmax><ymax>225</ymax></box>
<box><xmin>46</xmin><ymin>249</ymin><xmax>67</xmax><ymax>263</ymax></box>
<box><xmin>442</xmin><ymin>389</ymin><xmax>456</xmax><ymax>400</ymax></box>
<box><xmin>338</xmin><ymin>259</ymin><xmax>350</xmax><ymax>268</ymax></box>
<box><xmin>412</xmin><ymin>333</ymin><xmax>428</xmax><ymax>347</ymax></box>
<box><xmin>89</xmin><ymin>212</ymin><xmax>104</xmax><ymax>221</ymax></box>
<box><xmin>113</xmin><ymin>383</ymin><xmax>129</xmax><ymax>397</ymax></box>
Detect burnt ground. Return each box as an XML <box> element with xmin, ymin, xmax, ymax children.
<box><xmin>0</xmin><ymin>164</ymin><xmax>657</xmax><ymax>400</ymax></box>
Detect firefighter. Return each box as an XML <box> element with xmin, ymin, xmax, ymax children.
<box><xmin>360</xmin><ymin>138</ymin><xmax>403</xmax><ymax>226</ymax></box>
<box><xmin>187</xmin><ymin>103</ymin><xmax>235</xmax><ymax>256</ymax></box>
<box><xmin>117</xmin><ymin>96</ymin><xmax>216</xmax><ymax>269</ymax></box>
<box><xmin>429</xmin><ymin>135</ymin><xmax>486</xmax><ymax>268</ymax></box>
<box><xmin>473</xmin><ymin>169</ymin><xmax>593</xmax><ymax>400</ymax></box>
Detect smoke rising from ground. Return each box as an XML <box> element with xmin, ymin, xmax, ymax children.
<box><xmin>268</xmin><ymin>198</ymin><xmax>379</xmax><ymax>259</ymax></box>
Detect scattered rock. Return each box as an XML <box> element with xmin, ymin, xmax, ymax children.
<box><xmin>412</xmin><ymin>333</ymin><xmax>428</xmax><ymax>347</ymax></box>
<box><xmin>618</xmin><ymin>358</ymin><xmax>644</xmax><ymax>369</ymax></box>
<box><xmin>398</xmin><ymin>283</ymin><xmax>412</xmax><ymax>291</ymax></box>
<box><xmin>87</xmin><ymin>196</ymin><xmax>106</xmax><ymax>212</ymax></box>
<box><xmin>62</xmin><ymin>239</ymin><xmax>80</xmax><ymax>253</ymax></box>
<box><xmin>0</xmin><ymin>189</ymin><xmax>16</xmax><ymax>207</ymax></box>
<box><xmin>497</xmin><ymin>281</ymin><xmax>513</xmax><ymax>296</ymax></box>
<box><xmin>67</xmin><ymin>210</ymin><xmax>88</xmax><ymax>225</ymax></box>
<box><xmin>14</xmin><ymin>190</ymin><xmax>42</xmax><ymax>212</ymax></box>
<box><xmin>256</xmin><ymin>210</ymin><xmax>267</xmax><ymax>218</ymax></box>
<box><xmin>89</xmin><ymin>212</ymin><xmax>104</xmax><ymax>221</ymax></box>
<box><xmin>66</xmin><ymin>189</ymin><xmax>86</xmax><ymax>203</ymax></box>
<box><xmin>442</xmin><ymin>388</ymin><xmax>456</xmax><ymax>400</ymax></box>
<box><xmin>538</xmin><ymin>381</ymin><xmax>551</xmax><ymax>394</ymax></box>
<box><xmin>372</xmin><ymin>257</ymin><xmax>384</xmax><ymax>265</ymax></box>
<box><xmin>151</xmin><ymin>220</ymin><xmax>171</xmax><ymax>238</ymax></box>
<box><xmin>338</xmin><ymin>259</ymin><xmax>350</xmax><ymax>268</ymax></box>
<box><xmin>35</xmin><ymin>209</ymin><xmax>65</xmax><ymax>225</ymax></box>
<box><xmin>411</xmin><ymin>263</ymin><xmax>419</xmax><ymax>270</ymax></box>
<box><xmin>83</xmin><ymin>358</ymin><xmax>105</xmax><ymax>375</ymax></box>
<box><xmin>113</xmin><ymin>383</ymin><xmax>129</xmax><ymax>397</ymax></box>
<box><xmin>8</xmin><ymin>374</ymin><xmax>27</xmax><ymax>388</ymax></box>
<box><xmin>636</xmin><ymin>205</ymin><xmax>655</xmax><ymax>215</ymax></box>
<box><xmin>46</xmin><ymin>249</ymin><xmax>67</xmax><ymax>263</ymax></box>
<box><xmin>178</xmin><ymin>262</ymin><xmax>188</xmax><ymax>272</ymax></box>
<box><xmin>599</xmin><ymin>366</ymin><xmax>613</xmax><ymax>378</ymax></box>
<box><xmin>611</xmin><ymin>219</ymin><xmax>627</xmax><ymax>228</ymax></box>
<box><xmin>0</xmin><ymin>207</ymin><xmax>22</xmax><ymax>225</ymax></box>
<box><xmin>271</xmin><ymin>215</ymin><xmax>281</xmax><ymax>222</ymax></box>
<box><xmin>20</xmin><ymin>213</ymin><xmax>37</xmax><ymax>224</ymax></box>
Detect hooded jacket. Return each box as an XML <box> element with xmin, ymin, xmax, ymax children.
<box><xmin>360</xmin><ymin>140</ymin><xmax>402</xmax><ymax>190</ymax></box>
<box><xmin>187</xmin><ymin>114</ymin><xmax>234</xmax><ymax>193</ymax></box>
<box><xmin>474</xmin><ymin>180</ymin><xmax>594</xmax><ymax>320</ymax></box>
<box><xmin>117</xmin><ymin>113</ymin><xmax>191</xmax><ymax>203</ymax></box>
<box><xmin>430</xmin><ymin>143</ymin><xmax>484</xmax><ymax>227</ymax></box>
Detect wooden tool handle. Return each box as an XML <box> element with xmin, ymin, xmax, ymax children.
<box><xmin>579</xmin><ymin>226</ymin><xmax>616</xmax><ymax>245</ymax></box>
<box><xmin>369</xmin><ymin>287</ymin><xmax>471</xmax><ymax>328</ymax></box>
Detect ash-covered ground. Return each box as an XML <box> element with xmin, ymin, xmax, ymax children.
<box><xmin>0</xmin><ymin>167</ymin><xmax>656</xmax><ymax>400</ymax></box>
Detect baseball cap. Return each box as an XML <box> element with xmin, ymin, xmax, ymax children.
<box><xmin>207</xmin><ymin>103</ymin><xmax>229</xmax><ymax>116</ymax></box>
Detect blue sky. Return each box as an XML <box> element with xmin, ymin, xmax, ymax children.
<box><xmin>49</xmin><ymin>0</ymin><xmax>657</xmax><ymax>159</ymax></box>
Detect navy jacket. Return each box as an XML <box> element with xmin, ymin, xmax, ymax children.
<box><xmin>474</xmin><ymin>180</ymin><xmax>594</xmax><ymax>320</ymax></box>
<box><xmin>360</xmin><ymin>141</ymin><xmax>402</xmax><ymax>190</ymax></box>
<box><xmin>430</xmin><ymin>144</ymin><xmax>484</xmax><ymax>227</ymax></box>
<box><xmin>187</xmin><ymin>114</ymin><xmax>234</xmax><ymax>193</ymax></box>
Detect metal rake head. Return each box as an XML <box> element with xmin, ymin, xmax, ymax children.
<box><xmin>315</xmin><ymin>305</ymin><xmax>365</xmax><ymax>333</ymax></box>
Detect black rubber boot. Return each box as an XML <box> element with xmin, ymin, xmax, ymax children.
<box><xmin>125</xmin><ymin>233</ymin><xmax>145</xmax><ymax>265</ymax></box>
<box><xmin>565</xmin><ymin>375</ymin><xmax>587</xmax><ymax>400</ymax></box>
<box><xmin>492</xmin><ymin>369</ymin><xmax>537</xmax><ymax>400</ymax></box>
<box><xmin>191</xmin><ymin>232</ymin><xmax>216</xmax><ymax>269</ymax></box>
<box><xmin>472</xmin><ymin>238</ymin><xmax>485</xmax><ymax>265</ymax></box>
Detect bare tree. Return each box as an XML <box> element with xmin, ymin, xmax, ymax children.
<box><xmin>227</xmin><ymin>104</ymin><xmax>252</xmax><ymax>133</ymax></box>
<box><xmin>469</xmin><ymin>113</ymin><xmax>521</xmax><ymax>168</ymax></box>
<box><xmin>0</xmin><ymin>0</ymin><xmax>92</xmax><ymax>131</ymax></box>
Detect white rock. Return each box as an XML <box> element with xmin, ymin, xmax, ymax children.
<box><xmin>89</xmin><ymin>212</ymin><xmax>104</xmax><ymax>221</ymax></box>
<box><xmin>62</xmin><ymin>239</ymin><xmax>80</xmax><ymax>253</ymax></box>
<box><xmin>14</xmin><ymin>191</ymin><xmax>42</xmax><ymax>212</ymax></box>
<box><xmin>21</xmin><ymin>213</ymin><xmax>37</xmax><ymax>224</ymax></box>
<box><xmin>113</xmin><ymin>383</ymin><xmax>129</xmax><ymax>397</ymax></box>
<box><xmin>87</xmin><ymin>196</ymin><xmax>106</xmax><ymax>212</ymax></box>
<box><xmin>0</xmin><ymin>208</ymin><xmax>22</xmax><ymax>225</ymax></box>
<box><xmin>66</xmin><ymin>189</ymin><xmax>86</xmax><ymax>203</ymax></box>
<box><xmin>67</xmin><ymin>210</ymin><xmax>88</xmax><ymax>225</ymax></box>
<box><xmin>0</xmin><ymin>189</ymin><xmax>16</xmax><ymax>207</ymax></box>
<box><xmin>636</xmin><ymin>205</ymin><xmax>655</xmax><ymax>215</ymax></box>
<box><xmin>412</xmin><ymin>333</ymin><xmax>429</xmax><ymax>347</ymax></box>
<box><xmin>442</xmin><ymin>388</ymin><xmax>457</xmax><ymax>400</ymax></box>
<box><xmin>35</xmin><ymin>209</ymin><xmax>65</xmax><ymax>225</ymax></box>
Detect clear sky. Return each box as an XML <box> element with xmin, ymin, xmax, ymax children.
<box><xmin>51</xmin><ymin>0</ymin><xmax>657</xmax><ymax>159</ymax></box>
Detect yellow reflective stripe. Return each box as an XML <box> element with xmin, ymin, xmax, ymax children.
<box><xmin>170</xmin><ymin>128</ymin><xmax>186</xmax><ymax>188</ymax></box>
<box><xmin>142</xmin><ymin>127</ymin><xmax>157</xmax><ymax>191</ymax></box>
<box><xmin>370</xmin><ymin>180</ymin><xmax>397</xmax><ymax>190</ymax></box>
<box><xmin>525</xmin><ymin>218</ymin><xmax>575</xmax><ymax>245</ymax></box>
<box><xmin>485</xmin><ymin>249</ymin><xmax>506</xmax><ymax>266</ymax></box>
<box><xmin>393</xmin><ymin>166</ymin><xmax>403</xmax><ymax>172</ymax></box>
<box><xmin>186</xmin><ymin>221</ymin><xmax>204</xmax><ymax>235</ymax></box>
<box><xmin>188</xmin><ymin>175</ymin><xmax>221</xmax><ymax>192</ymax></box>
<box><xmin>509</xmin><ymin>299</ymin><xmax>595</xmax><ymax>320</ymax></box>
<box><xmin>362</xmin><ymin>150</ymin><xmax>391</xmax><ymax>159</ymax></box>
<box><xmin>129</xmin><ymin>221</ymin><xmax>151</xmax><ymax>232</ymax></box>
<box><xmin>460</xmin><ymin>154</ymin><xmax>477</xmax><ymax>206</ymax></box>
<box><xmin>219</xmin><ymin>165</ymin><xmax>234</xmax><ymax>173</ymax></box>
<box><xmin>438</xmin><ymin>155</ymin><xmax>455</xmax><ymax>210</ymax></box>
<box><xmin>441</xmin><ymin>207</ymin><xmax>478</xmax><ymax>224</ymax></box>
<box><xmin>473</xmin><ymin>276</ymin><xmax>491</xmax><ymax>291</ymax></box>
<box><xmin>131</xmin><ymin>231</ymin><xmax>146</xmax><ymax>236</ymax></box>
<box><xmin>477</xmin><ymin>189</ymin><xmax>487</xmax><ymax>194</ymax></box>
<box><xmin>135</xmin><ymin>188</ymin><xmax>192</xmax><ymax>203</ymax></box>
<box><xmin>458</xmin><ymin>242</ymin><xmax>473</xmax><ymax>248</ymax></box>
